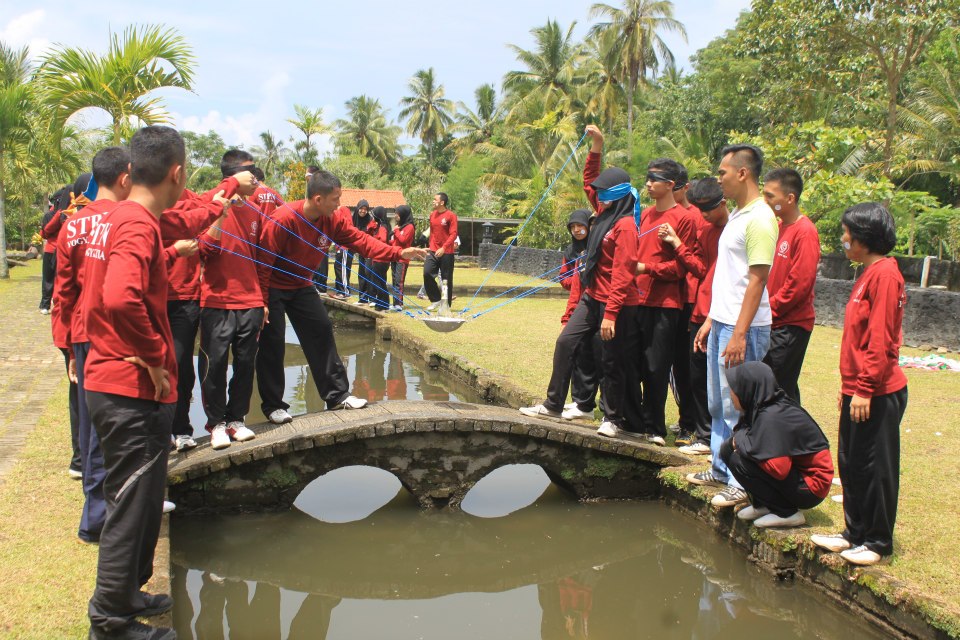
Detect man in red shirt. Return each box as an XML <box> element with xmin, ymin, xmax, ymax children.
<box><xmin>626</xmin><ymin>158</ymin><xmax>697</xmax><ymax>445</ymax></box>
<box><xmin>423</xmin><ymin>192</ymin><xmax>458</xmax><ymax>310</ymax></box>
<box><xmin>255</xmin><ymin>171</ymin><xmax>426</xmax><ymax>424</ymax></box>
<box><xmin>762</xmin><ymin>168</ymin><xmax>820</xmax><ymax>403</ymax></box>
<box><xmin>197</xmin><ymin>150</ymin><xmax>264</xmax><ymax>450</ymax></box>
<box><xmin>249</xmin><ymin>166</ymin><xmax>284</xmax><ymax>216</ymax></box>
<box><xmin>81</xmin><ymin>125</ymin><xmax>187</xmax><ymax>640</ymax></box>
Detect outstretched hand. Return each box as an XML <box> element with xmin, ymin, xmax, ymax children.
<box><xmin>401</xmin><ymin>247</ymin><xmax>428</xmax><ymax>262</ymax></box>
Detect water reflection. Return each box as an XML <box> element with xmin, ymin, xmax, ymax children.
<box><xmin>185</xmin><ymin>329</ymin><xmax>483</xmax><ymax>435</ymax></box>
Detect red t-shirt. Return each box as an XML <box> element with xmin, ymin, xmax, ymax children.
<box><xmin>676</xmin><ymin>222</ymin><xmax>724</xmax><ymax>325</ymax></box>
<box><xmin>257</xmin><ymin>202</ymin><xmax>403</xmax><ymax>303</ymax></box>
<box><xmin>52</xmin><ymin>200</ymin><xmax>118</xmax><ymax>348</ymax></box>
<box><xmin>251</xmin><ymin>185</ymin><xmax>284</xmax><ymax>217</ymax></box>
<box><xmin>767</xmin><ymin>215</ymin><xmax>820</xmax><ymax>331</ymax></box>
<box><xmin>635</xmin><ymin>204</ymin><xmax>692</xmax><ymax>309</ymax></box>
<box><xmin>81</xmin><ymin>202</ymin><xmax>178</xmax><ymax>403</ymax></box>
<box><xmin>429</xmin><ymin>209</ymin><xmax>458</xmax><ymax>253</ymax></box>
<box><xmin>199</xmin><ymin>200</ymin><xmax>264</xmax><ymax>309</ymax></box>
<box><xmin>840</xmin><ymin>257</ymin><xmax>908</xmax><ymax>398</ymax></box>
<box><xmin>682</xmin><ymin>205</ymin><xmax>704</xmax><ymax>305</ymax></box>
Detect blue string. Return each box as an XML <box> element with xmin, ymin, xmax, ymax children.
<box><xmin>463</xmin><ymin>132</ymin><xmax>588</xmax><ymax>312</ymax></box>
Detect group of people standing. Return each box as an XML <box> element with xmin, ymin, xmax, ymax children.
<box><xmin>522</xmin><ymin>125</ymin><xmax>908</xmax><ymax>569</ymax></box>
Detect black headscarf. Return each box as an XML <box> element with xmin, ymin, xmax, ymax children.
<box><xmin>368</xmin><ymin>206</ymin><xmax>388</xmax><ymax>235</ymax></box>
<box><xmin>392</xmin><ymin>205</ymin><xmax>414</xmax><ymax>242</ymax></box>
<box><xmin>563</xmin><ymin>208</ymin><xmax>591</xmax><ymax>267</ymax></box>
<box><xmin>352</xmin><ymin>199</ymin><xmax>370</xmax><ymax>229</ymax></box>
<box><xmin>580</xmin><ymin>167</ymin><xmax>636</xmax><ymax>288</ymax></box>
<box><xmin>726</xmin><ymin>362</ymin><xmax>829</xmax><ymax>461</ymax></box>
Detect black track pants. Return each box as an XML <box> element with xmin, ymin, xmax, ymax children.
<box><xmin>762</xmin><ymin>324</ymin><xmax>812</xmax><ymax>403</ymax></box>
<box><xmin>198</xmin><ymin>307</ymin><xmax>264</xmax><ymax>426</ymax></box>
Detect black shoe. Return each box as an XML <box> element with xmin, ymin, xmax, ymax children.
<box><xmin>89</xmin><ymin>620</ymin><xmax>176</xmax><ymax>640</ymax></box>
<box><xmin>674</xmin><ymin>430</ymin><xmax>695</xmax><ymax>446</ymax></box>
<box><xmin>139</xmin><ymin>592</ymin><xmax>173</xmax><ymax>617</ymax></box>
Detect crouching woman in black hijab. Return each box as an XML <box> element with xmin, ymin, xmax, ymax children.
<box><xmin>719</xmin><ymin>362</ymin><xmax>834</xmax><ymax>528</ymax></box>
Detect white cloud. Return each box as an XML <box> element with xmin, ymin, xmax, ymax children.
<box><xmin>0</xmin><ymin>9</ymin><xmax>53</xmax><ymax>57</ymax></box>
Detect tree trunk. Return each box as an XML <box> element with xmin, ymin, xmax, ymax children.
<box><xmin>626</xmin><ymin>88</ymin><xmax>634</xmax><ymax>158</ymax></box>
<box><xmin>0</xmin><ymin>170</ymin><xmax>9</xmax><ymax>279</ymax></box>
<box><xmin>881</xmin><ymin>72</ymin><xmax>900</xmax><ymax>179</ymax></box>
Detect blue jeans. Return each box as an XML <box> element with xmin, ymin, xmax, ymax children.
<box><xmin>707</xmin><ymin>320</ymin><xmax>770</xmax><ymax>486</ymax></box>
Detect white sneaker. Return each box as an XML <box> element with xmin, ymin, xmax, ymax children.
<box><xmin>227</xmin><ymin>422</ymin><xmax>255</xmax><ymax>442</ymax></box>
<box><xmin>711</xmin><ymin>486</ymin><xmax>748</xmax><ymax>507</ymax></box>
<box><xmin>646</xmin><ymin>434</ymin><xmax>666</xmax><ymax>446</ymax></box>
<box><xmin>210</xmin><ymin>423</ymin><xmax>231</xmax><ymax>450</ymax></box>
<box><xmin>426</xmin><ymin>301</ymin><xmax>440</xmax><ymax>311</ymax></box>
<box><xmin>810</xmin><ymin>533</ymin><xmax>852</xmax><ymax>553</ymax></box>
<box><xmin>561</xmin><ymin>406</ymin><xmax>590</xmax><ymax>420</ymax></box>
<box><xmin>597</xmin><ymin>421</ymin><xmax>618</xmax><ymax>438</ymax></box>
<box><xmin>333</xmin><ymin>395</ymin><xmax>368</xmax><ymax>410</ymax></box>
<box><xmin>174</xmin><ymin>435</ymin><xmax>197</xmax><ymax>452</ymax></box>
<box><xmin>162</xmin><ymin>500</ymin><xmax>176</xmax><ymax>514</ymax></box>
<box><xmin>840</xmin><ymin>545</ymin><xmax>883</xmax><ymax>566</ymax></box>
<box><xmin>754</xmin><ymin>511</ymin><xmax>805</xmax><ymax>528</ymax></box>
<box><xmin>267</xmin><ymin>409</ymin><xmax>293</xmax><ymax>424</ymax></box>
<box><xmin>737</xmin><ymin>505</ymin><xmax>771</xmax><ymax>521</ymax></box>
<box><xmin>68</xmin><ymin>468</ymin><xmax>83</xmax><ymax>480</ymax></box>
<box><xmin>678</xmin><ymin>442</ymin><xmax>711</xmax><ymax>455</ymax></box>
<box><xmin>519</xmin><ymin>404</ymin><xmax>561</xmax><ymax>418</ymax></box>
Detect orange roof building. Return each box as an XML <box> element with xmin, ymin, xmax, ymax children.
<box><xmin>341</xmin><ymin>188</ymin><xmax>406</xmax><ymax>211</ymax></box>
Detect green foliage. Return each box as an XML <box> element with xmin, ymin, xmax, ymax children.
<box><xmin>442</xmin><ymin>153</ymin><xmax>490</xmax><ymax>217</ymax></box>
<box><xmin>322</xmin><ymin>155</ymin><xmax>384</xmax><ymax>189</ymax></box>
<box><xmin>181</xmin><ymin>130</ymin><xmax>228</xmax><ymax>192</ymax></box>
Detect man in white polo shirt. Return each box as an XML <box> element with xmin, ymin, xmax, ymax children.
<box><xmin>687</xmin><ymin>144</ymin><xmax>778</xmax><ymax>508</ymax></box>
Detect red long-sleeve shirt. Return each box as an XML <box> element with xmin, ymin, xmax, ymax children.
<box><xmin>561</xmin><ymin>265</ymin><xmax>583</xmax><ymax>325</ymax></box>
<box><xmin>80</xmin><ymin>201</ymin><xmax>178</xmax><ymax>403</ymax></box>
<box><xmin>199</xmin><ymin>200</ymin><xmax>264</xmax><ymax>309</ymax></box>
<box><xmin>677</xmin><ymin>222</ymin><xmax>724</xmax><ymax>324</ymax></box>
<box><xmin>391</xmin><ymin>223</ymin><xmax>415</xmax><ymax>264</ymax></box>
<box><xmin>251</xmin><ymin>185</ymin><xmax>284</xmax><ymax>217</ymax></box>
<box><xmin>42</xmin><ymin>210</ymin><xmax>66</xmax><ymax>255</ymax></box>
<box><xmin>428</xmin><ymin>209</ymin><xmax>458</xmax><ymax>253</ymax></box>
<box><xmin>636</xmin><ymin>204</ymin><xmax>692</xmax><ymax>309</ymax></box>
<box><xmin>758</xmin><ymin>449</ymin><xmax>834</xmax><ymax>498</ymax></box>
<box><xmin>256</xmin><ymin>202</ymin><xmax>403</xmax><ymax>303</ymax></box>
<box><xmin>840</xmin><ymin>257</ymin><xmax>908</xmax><ymax>398</ymax></box>
<box><xmin>366</xmin><ymin>220</ymin><xmax>389</xmax><ymax>262</ymax></box>
<box><xmin>682</xmin><ymin>205</ymin><xmax>704</xmax><ymax>304</ymax></box>
<box><xmin>581</xmin><ymin>150</ymin><xmax>640</xmax><ymax>321</ymax></box>
<box><xmin>52</xmin><ymin>200</ymin><xmax>118</xmax><ymax>349</ymax></box>
<box><xmin>767</xmin><ymin>215</ymin><xmax>820</xmax><ymax>331</ymax></box>
<box><xmin>161</xmin><ymin>177</ymin><xmax>240</xmax><ymax>301</ymax></box>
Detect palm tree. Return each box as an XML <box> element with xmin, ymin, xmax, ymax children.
<box><xmin>250</xmin><ymin>131</ymin><xmax>290</xmax><ymax>184</ymax></box>
<box><xmin>503</xmin><ymin>20</ymin><xmax>582</xmax><ymax>121</ymax></box>
<box><xmin>447</xmin><ymin>83</ymin><xmax>505</xmax><ymax>157</ymax></box>
<box><xmin>578</xmin><ymin>30</ymin><xmax>626</xmax><ymax>134</ymax></box>
<box><xmin>37</xmin><ymin>25</ymin><xmax>195</xmax><ymax>144</ymax></box>
<box><xmin>0</xmin><ymin>44</ymin><xmax>34</xmax><ymax>278</ymax></box>
<box><xmin>398</xmin><ymin>68</ymin><xmax>454</xmax><ymax>164</ymax></box>
<box><xmin>590</xmin><ymin>0</ymin><xmax>686</xmax><ymax>152</ymax></box>
<box><xmin>287</xmin><ymin>104</ymin><xmax>330</xmax><ymax>165</ymax></box>
<box><xmin>335</xmin><ymin>95</ymin><xmax>402</xmax><ymax>171</ymax></box>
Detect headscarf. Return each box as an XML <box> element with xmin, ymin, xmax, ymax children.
<box><xmin>392</xmin><ymin>205</ymin><xmax>414</xmax><ymax>242</ymax></box>
<box><xmin>726</xmin><ymin>362</ymin><xmax>829</xmax><ymax>461</ymax></box>
<box><xmin>581</xmin><ymin>167</ymin><xmax>637</xmax><ymax>288</ymax></box>
<box><xmin>64</xmin><ymin>173</ymin><xmax>94</xmax><ymax>215</ymax></box>
<box><xmin>352</xmin><ymin>199</ymin><xmax>370</xmax><ymax>229</ymax></box>
<box><xmin>563</xmin><ymin>208</ymin><xmax>591</xmax><ymax>268</ymax></box>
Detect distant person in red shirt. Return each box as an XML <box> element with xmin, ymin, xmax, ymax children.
<box><xmin>365</xmin><ymin>206</ymin><xmax>392</xmax><ymax>310</ymax></box>
<box><xmin>720</xmin><ymin>362</ymin><xmax>833</xmax><ymax>529</ymax></box>
<box><xmin>390</xmin><ymin>205</ymin><xmax>416</xmax><ymax>310</ymax></box>
<box><xmin>197</xmin><ymin>149</ymin><xmax>264</xmax><ymax>450</ymax></box>
<box><xmin>254</xmin><ymin>171</ymin><xmax>426</xmax><ymax>424</ymax></box>
<box><xmin>624</xmin><ymin>158</ymin><xmax>696</xmax><ymax>445</ymax></box>
<box><xmin>39</xmin><ymin>186</ymin><xmax>70</xmax><ymax>314</ymax></box>
<box><xmin>659</xmin><ymin>178</ymin><xmax>729</xmax><ymax>455</ymax></box>
<box><xmin>81</xmin><ymin>125</ymin><xmax>187</xmax><ymax>640</ymax></box>
<box><xmin>249</xmin><ymin>166</ymin><xmax>284</xmax><ymax>216</ymax></box>
<box><xmin>812</xmin><ymin>203</ymin><xmax>907</xmax><ymax>567</ymax></box>
<box><xmin>423</xmin><ymin>192</ymin><xmax>458</xmax><ymax>309</ymax></box>
<box><xmin>761</xmin><ymin>168</ymin><xmax>820</xmax><ymax>403</ymax></box>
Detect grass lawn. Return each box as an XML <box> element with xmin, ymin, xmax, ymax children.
<box><xmin>388</xmin><ymin>295</ymin><xmax>960</xmax><ymax>623</ymax></box>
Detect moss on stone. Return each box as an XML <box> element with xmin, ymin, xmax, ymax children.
<box><xmin>261</xmin><ymin>467</ymin><xmax>298</xmax><ymax>489</ymax></box>
<box><xmin>584</xmin><ymin>457</ymin><xmax>627</xmax><ymax>479</ymax></box>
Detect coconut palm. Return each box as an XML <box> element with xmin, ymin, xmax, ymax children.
<box><xmin>589</xmin><ymin>0</ymin><xmax>686</xmax><ymax>152</ymax></box>
<box><xmin>503</xmin><ymin>20</ymin><xmax>582</xmax><ymax>121</ymax></box>
<box><xmin>398</xmin><ymin>68</ymin><xmax>455</xmax><ymax>164</ymax></box>
<box><xmin>37</xmin><ymin>25</ymin><xmax>195</xmax><ymax>144</ymax></box>
<box><xmin>250</xmin><ymin>131</ymin><xmax>291</xmax><ymax>184</ymax></box>
<box><xmin>578</xmin><ymin>30</ymin><xmax>626</xmax><ymax>134</ymax></box>
<box><xmin>0</xmin><ymin>43</ymin><xmax>34</xmax><ymax>278</ymax></box>
<box><xmin>287</xmin><ymin>104</ymin><xmax>331</xmax><ymax>165</ymax></box>
<box><xmin>447</xmin><ymin>83</ymin><xmax>505</xmax><ymax>157</ymax></box>
<box><xmin>335</xmin><ymin>95</ymin><xmax>402</xmax><ymax>171</ymax></box>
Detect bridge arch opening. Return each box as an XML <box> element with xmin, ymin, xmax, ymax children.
<box><xmin>461</xmin><ymin>464</ymin><xmax>574</xmax><ymax>518</ymax></box>
<box><xmin>293</xmin><ymin>465</ymin><xmax>414</xmax><ymax>523</ymax></box>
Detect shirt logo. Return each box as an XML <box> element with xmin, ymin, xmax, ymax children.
<box><xmin>778</xmin><ymin>240</ymin><xmax>789</xmax><ymax>255</ymax></box>
<box><xmin>441</xmin><ymin>218</ymin><xmax>449</xmax><ymax>226</ymax></box>
<box><xmin>251</xmin><ymin>221</ymin><xmax>259</xmax><ymax>235</ymax></box>
<box><xmin>853</xmin><ymin>283</ymin><xmax>866</xmax><ymax>302</ymax></box>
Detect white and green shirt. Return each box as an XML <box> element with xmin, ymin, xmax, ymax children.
<box><xmin>709</xmin><ymin>197</ymin><xmax>778</xmax><ymax>327</ymax></box>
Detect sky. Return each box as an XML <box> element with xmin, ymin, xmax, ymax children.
<box><xmin>1</xmin><ymin>0</ymin><xmax>751</xmax><ymax>154</ymax></box>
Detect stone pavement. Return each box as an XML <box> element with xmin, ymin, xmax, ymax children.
<box><xmin>0</xmin><ymin>266</ymin><xmax>66</xmax><ymax>482</ymax></box>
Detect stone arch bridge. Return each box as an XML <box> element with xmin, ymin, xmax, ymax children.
<box><xmin>167</xmin><ymin>401</ymin><xmax>689</xmax><ymax>514</ymax></box>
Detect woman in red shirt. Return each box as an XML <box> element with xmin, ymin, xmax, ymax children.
<box><xmin>811</xmin><ymin>202</ymin><xmax>907</xmax><ymax>566</ymax></box>
<box><xmin>366</xmin><ymin>206</ymin><xmax>392</xmax><ymax>310</ymax></box>
<box><xmin>390</xmin><ymin>205</ymin><xmax>416</xmax><ymax>310</ymax></box>
<box><xmin>720</xmin><ymin>362</ymin><xmax>833</xmax><ymax>529</ymax></box>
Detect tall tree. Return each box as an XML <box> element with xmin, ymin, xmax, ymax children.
<box><xmin>448</xmin><ymin>83</ymin><xmax>504</xmax><ymax>157</ymax></box>
<box><xmin>589</xmin><ymin>0</ymin><xmax>686</xmax><ymax>153</ymax></box>
<box><xmin>579</xmin><ymin>30</ymin><xmax>627</xmax><ymax>133</ymax></box>
<box><xmin>0</xmin><ymin>43</ymin><xmax>33</xmax><ymax>278</ymax></box>
<box><xmin>503</xmin><ymin>20</ymin><xmax>582</xmax><ymax>120</ymax></box>
<box><xmin>38</xmin><ymin>25</ymin><xmax>195</xmax><ymax>144</ymax></box>
<box><xmin>334</xmin><ymin>95</ymin><xmax>402</xmax><ymax>171</ymax></box>
<box><xmin>398</xmin><ymin>68</ymin><xmax>454</xmax><ymax>164</ymax></box>
<box><xmin>250</xmin><ymin>131</ymin><xmax>291</xmax><ymax>184</ymax></box>
<box><xmin>287</xmin><ymin>104</ymin><xmax>330</xmax><ymax>165</ymax></box>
